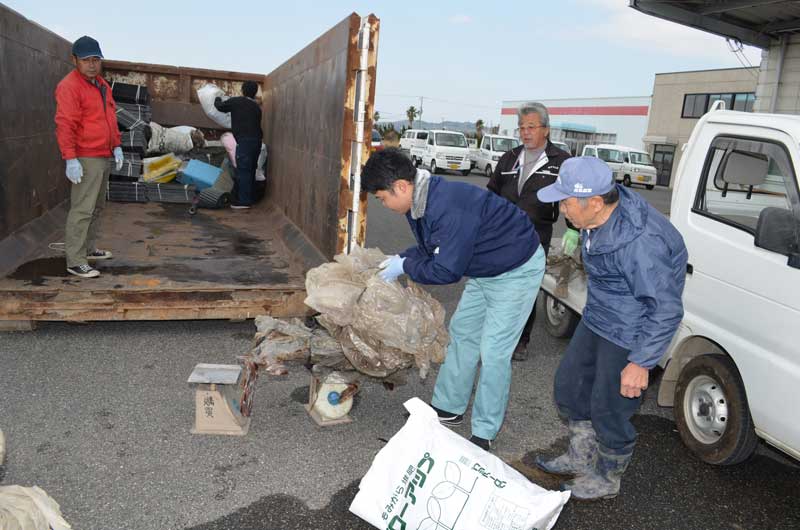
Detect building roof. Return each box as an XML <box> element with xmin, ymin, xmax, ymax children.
<box><xmin>630</xmin><ymin>0</ymin><xmax>800</xmax><ymax>48</ymax></box>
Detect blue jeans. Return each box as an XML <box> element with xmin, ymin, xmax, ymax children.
<box><xmin>234</xmin><ymin>137</ymin><xmax>261</xmax><ymax>205</ymax></box>
<box><xmin>554</xmin><ymin>320</ymin><xmax>642</xmax><ymax>453</ymax></box>
<box><xmin>432</xmin><ymin>246</ymin><xmax>546</xmax><ymax>440</ymax></box>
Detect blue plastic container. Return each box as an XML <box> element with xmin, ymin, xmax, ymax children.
<box><xmin>178</xmin><ymin>159</ymin><xmax>221</xmax><ymax>191</ymax></box>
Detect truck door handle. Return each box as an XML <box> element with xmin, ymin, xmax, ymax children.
<box><xmin>687</xmin><ymin>263</ymin><xmax>693</xmax><ymax>275</ymax></box>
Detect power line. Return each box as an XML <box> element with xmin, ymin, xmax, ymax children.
<box><xmin>377</xmin><ymin>92</ymin><xmax>500</xmax><ymax>110</ymax></box>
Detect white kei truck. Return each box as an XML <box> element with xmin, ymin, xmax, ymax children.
<box><xmin>540</xmin><ymin>103</ymin><xmax>800</xmax><ymax>466</ymax></box>
<box><xmin>411</xmin><ymin>129</ymin><xmax>472</xmax><ymax>176</ymax></box>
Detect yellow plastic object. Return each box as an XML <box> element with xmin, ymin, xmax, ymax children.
<box><xmin>143</xmin><ymin>153</ymin><xmax>182</xmax><ymax>183</ymax></box>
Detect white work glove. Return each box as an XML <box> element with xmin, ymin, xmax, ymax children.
<box><xmin>65</xmin><ymin>159</ymin><xmax>83</xmax><ymax>184</ymax></box>
<box><xmin>379</xmin><ymin>255</ymin><xmax>406</xmax><ymax>282</ymax></box>
<box><xmin>113</xmin><ymin>146</ymin><xmax>124</xmax><ymax>171</ymax></box>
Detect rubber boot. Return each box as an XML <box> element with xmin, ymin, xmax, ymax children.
<box><xmin>534</xmin><ymin>420</ymin><xmax>597</xmax><ymax>476</ymax></box>
<box><xmin>561</xmin><ymin>444</ymin><xmax>633</xmax><ymax>500</ymax></box>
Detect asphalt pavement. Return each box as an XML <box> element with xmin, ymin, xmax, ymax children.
<box><xmin>0</xmin><ymin>173</ymin><xmax>797</xmax><ymax>530</ymax></box>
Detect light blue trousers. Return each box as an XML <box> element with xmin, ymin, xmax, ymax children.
<box><xmin>431</xmin><ymin>245</ymin><xmax>546</xmax><ymax>440</ymax></box>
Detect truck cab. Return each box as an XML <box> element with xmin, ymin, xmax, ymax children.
<box><xmin>583</xmin><ymin>143</ymin><xmax>657</xmax><ymax>189</ymax></box>
<box><xmin>415</xmin><ymin>130</ymin><xmax>472</xmax><ymax>176</ymax></box>
<box><xmin>474</xmin><ymin>134</ymin><xmax>520</xmax><ymax>177</ymax></box>
<box><xmin>543</xmin><ymin>106</ymin><xmax>800</xmax><ymax>466</ymax></box>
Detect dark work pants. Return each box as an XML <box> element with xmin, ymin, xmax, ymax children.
<box><xmin>518</xmin><ymin>223</ymin><xmax>552</xmax><ymax>345</ymax></box>
<box><xmin>554</xmin><ymin>321</ymin><xmax>642</xmax><ymax>452</ymax></box>
<box><xmin>234</xmin><ymin>137</ymin><xmax>261</xmax><ymax>206</ymax></box>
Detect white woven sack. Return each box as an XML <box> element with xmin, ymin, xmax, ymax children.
<box><xmin>350</xmin><ymin>398</ymin><xmax>570</xmax><ymax>530</ymax></box>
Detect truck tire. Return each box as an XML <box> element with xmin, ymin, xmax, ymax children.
<box><xmin>674</xmin><ymin>354</ymin><xmax>759</xmax><ymax>465</ymax></box>
<box><xmin>623</xmin><ymin>175</ymin><xmax>632</xmax><ymax>187</ymax></box>
<box><xmin>542</xmin><ymin>293</ymin><xmax>579</xmax><ymax>338</ymax></box>
<box><xmin>461</xmin><ymin>169</ymin><xmax>471</xmax><ymax>176</ymax></box>
<box><xmin>485</xmin><ymin>164</ymin><xmax>493</xmax><ymax>178</ymax></box>
<box><xmin>646</xmin><ymin>184</ymin><xmax>655</xmax><ymax>190</ymax></box>
<box><xmin>430</xmin><ymin>160</ymin><xmax>439</xmax><ymax>174</ymax></box>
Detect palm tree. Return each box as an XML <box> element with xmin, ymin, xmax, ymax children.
<box><xmin>406</xmin><ymin>106</ymin><xmax>419</xmax><ymax>128</ymax></box>
<box><xmin>373</xmin><ymin>110</ymin><xmax>381</xmax><ymax>124</ymax></box>
<box><xmin>475</xmin><ymin>119</ymin><xmax>485</xmax><ymax>144</ymax></box>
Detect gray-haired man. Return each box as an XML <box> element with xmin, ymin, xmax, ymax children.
<box><xmin>487</xmin><ymin>102</ymin><xmax>572</xmax><ymax>360</ymax></box>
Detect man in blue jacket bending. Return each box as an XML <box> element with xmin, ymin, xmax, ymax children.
<box><xmin>362</xmin><ymin>148</ymin><xmax>546</xmax><ymax>451</ymax></box>
<box><xmin>534</xmin><ymin>157</ymin><xmax>687</xmax><ymax>500</ymax></box>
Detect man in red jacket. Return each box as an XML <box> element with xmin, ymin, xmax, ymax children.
<box><xmin>55</xmin><ymin>36</ymin><xmax>123</xmax><ymax>278</ymax></box>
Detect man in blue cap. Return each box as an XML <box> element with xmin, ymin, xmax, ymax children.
<box><xmin>533</xmin><ymin>156</ymin><xmax>687</xmax><ymax>500</ymax></box>
<box><xmin>55</xmin><ymin>36</ymin><xmax>123</xmax><ymax>278</ymax></box>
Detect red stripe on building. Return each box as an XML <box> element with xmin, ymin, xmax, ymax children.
<box><xmin>501</xmin><ymin>105</ymin><xmax>649</xmax><ymax>116</ymax></box>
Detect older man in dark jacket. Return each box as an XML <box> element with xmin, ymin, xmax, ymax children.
<box><xmin>488</xmin><ymin>102</ymin><xmax>572</xmax><ymax>360</ymax></box>
<box><xmin>533</xmin><ymin>157</ymin><xmax>687</xmax><ymax>500</ymax></box>
<box><xmin>362</xmin><ymin>148</ymin><xmax>546</xmax><ymax>451</ymax></box>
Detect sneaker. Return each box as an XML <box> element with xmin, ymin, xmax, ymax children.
<box><xmin>87</xmin><ymin>249</ymin><xmax>113</xmax><ymax>260</ymax></box>
<box><xmin>431</xmin><ymin>405</ymin><xmax>463</xmax><ymax>426</ymax></box>
<box><xmin>66</xmin><ymin>264</ymin><xmax>100</xmax><ymax>278</ymax></box>
<box><xmin>469</xmin><ymin>435</ymin><xmax>493</xmax><ymax>451</ymax></box>
<box><xmin>230</xmin><ymin>203</ymin><xmax>251</xmax><ymax>210</ymax></box>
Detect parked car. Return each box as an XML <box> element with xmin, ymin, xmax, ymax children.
<box><xmin>582</xmin><ymin>143</ymin><xmax>657</xmax><ymax>189</ymax></box>
<box><xmin>412</xmin><ymin>130</ymin><xmax>471</xmax><ymax>176</ymax></box>
<box><xmin>472</xmin><ymin>134</ymin><xmax>520</xmax><ymax>177</ymax></box>
<box><xmin>371</xmin><ymin>129</ymin><xmax>383</xmax><ymax>152</ymax></box>
<box><xmin>400</xmin><ymin>129</ymin><xmax>429</xmax><ymax>159</ymax></box>
<box><xmin>541</xmin><ymin>104</ymin><xmax>800</xmax><ymax>466</ymax></box>
<box><xmin>551</xmin><ymin>140</ymin><xmax>572</xmax><ymax>156</ymax></box>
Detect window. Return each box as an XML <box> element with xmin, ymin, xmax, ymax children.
<box><xmin>694</xmin><ymin>136</ymin><xmax>800</xmax><ymax>235</ymax></box>
<box><xmin>482</xmin><ymin>137</ymin><xmax>491</xmax><ymax>149</ymax></box>
<box><xmin>682</xmin><ymin>92</ymin><xmax>755</xmax><ymax>118</ymax></box>
<box><xmin>630</xmin><ymin>152</ymin><xmax>653</xmax><ymax>166</ymax></box>
<box><xmin>418</xmin><ymin>132</ymin><xmax>428</xmax><ymax>140</ymax></box>
<box><xmin>597</xmin><ymin>148</ymin><xmax>624</xmax><ymax>164</ymax></box>
<box><xmin>427</xmin><ymin>135</ymin><xmax>434</xmax><ymax>146</ymax></box>
<box><xmin>492</xmin><ymin>137</ymin><xmax>518</xmax><ymax>152</ymax></box>
<box><xmin>434</xmin><ymin>133</ymin><xmax>467</xmax><ymax>148</ymax></box>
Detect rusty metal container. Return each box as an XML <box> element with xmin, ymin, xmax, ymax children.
<box><xmin>0</xmin><ymin>5</ymin><xmax>379</xmax><ymax>324</ymax></box>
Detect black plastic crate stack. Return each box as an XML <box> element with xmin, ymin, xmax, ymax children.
<box><xmin>110</xmin><ymin>81</ymin><xmax>151</xmax><ymax>181</ymax></box>
<box><xmin>106</xmin><ymin>181</ymin><xmax>198</xmax><ymax>205</ymax></box>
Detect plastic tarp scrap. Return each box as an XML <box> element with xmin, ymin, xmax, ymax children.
<box><xmin>197</xmin><ymin>84</ymin><xmax>232</xmax><ymax>129</ymax></box>
<box><xmin>304</xmin><ymin>246</ymin><xmax>448</xmax><ymax>379</ymax></box>
<box><xmin>250</xmin><ymin>316</ymin><xmax>315</xmax><ymax>375</ymax></box>
<box><xmin>0</xmin><ymin>485</ymin><xmax>72</xmax><ymax>530</ymax></box>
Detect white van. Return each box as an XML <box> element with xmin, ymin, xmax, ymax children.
<box><xmin>414</xmin><ymin>130</ymin><xmax>472</xmax><ymax>176</ymax></box>
<box><xmin>473</xmin><ymin>134</ymin><xmax>520</xmax><ymax>177</ymax></box>
<box><xmin>400</xmin><ymin>129</ymin><xmax>429</xmax><ymax>159</ymax></box>
<box><xmin>582</xmin><ymin>144</ymin><xmax>657</xmax><ymax>189</ymax></box>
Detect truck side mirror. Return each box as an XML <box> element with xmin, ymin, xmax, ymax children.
<box><xmin>754</xmin><ymin>207</ymin><xmax>800</xmax><ymax>268</ymax></box>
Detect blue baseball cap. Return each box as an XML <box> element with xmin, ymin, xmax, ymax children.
<box><xmin>537</xmin><ymin>156</ymin><xmax>614</xmax><ymax>202</ymax></box>
<box><xmin>72</xmin><ymin>36</ymin><xmax>103</xmax><ymax>59</ymax></box>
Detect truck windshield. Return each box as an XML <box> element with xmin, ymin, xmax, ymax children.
<box><xmin>597</xmin><ymin>148</ymin><xmax>624</xmax><ymax>163</ymax></box>
<box><xmin>492</xmin><ymin>138</ymin><xmax>519</xmax><ymax>152</ymax></box>
<box><xmin>436</xmin><ymin>133</ymin><xmax>467</xmax><ymax>148</ymax></box>
<box><xmin>630</xmin><ymin>152</ymin><xmax>653</xmax><ymax>166</ymax></box>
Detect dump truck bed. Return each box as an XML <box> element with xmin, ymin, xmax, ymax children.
<box><xmin>0</xmin><ymin>203</ymin><xmax>311</xmax><ymax>321</ymax></box>
<box><xmin>0</xmin><ymin>6</ymin><xmax>378</xmax><ymax>325</ymax></box>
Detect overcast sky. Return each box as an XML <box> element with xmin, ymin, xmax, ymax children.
<box><xmin>7</xmin><ymin>0</ymin><xmax>763</xmax><ymax>125</ymax></box>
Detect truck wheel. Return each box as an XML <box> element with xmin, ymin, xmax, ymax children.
<box><xmin>623</xmin><ymin>175</ymin><xmax>632</xmax><ymax>187</ymax></box>
<box><xmin>542</xmin><ymin>293</ymin><xmax>579</xmax><ymax>338</ymax></box>
<box><xmin>674</xmin><ymin>354</ymin><xmax>758</xmax><ymax>465</ymax></box>
<box><xmin>646</xmin><ymin>184</ymin><xmax>655</xmax><ymax>190</ymax></box>
<box><xmin>430</xmin><ymin>160</ymin><xmax>439</xmax><ymax>174</ymax></box>
<box><xmin>485</xmin><ymin>164</ymin><xmax>493</xmax><ymax>178</ymax></box>
<box><xmin>461</xmin><ymin>169</ymin><xmax>471</xmax><ymax>176</ymax></box>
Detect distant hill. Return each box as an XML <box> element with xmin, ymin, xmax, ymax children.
<box><xmin>376</xmin><ymin>120</ymin><xmax>482</xmax><ymax>135</ymax></box>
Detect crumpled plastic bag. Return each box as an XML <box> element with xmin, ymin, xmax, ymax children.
<box><xmin>197</xmin><ymin>84</ymin><xmax>232</xmax><ymax>129</ymax></box>
<box><xmin>304</xmin><ymin>246</ymin><xmax>448</xmax><ymax>379</ymax></box>
<box><xmin>0</xmin><ymin>485</ymin><xmax>72</xmax><ymax>530</ymax></box>
<box><xmin>250</xmin><ymin>316</ymin><xmax>315</xmax><ymax>375</ymax></box>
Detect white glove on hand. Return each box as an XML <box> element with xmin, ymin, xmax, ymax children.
<box><xmin>113</xmin><ymin>146</ymin><xmax>124</xmax><ymax>171</ymax></box>
<box><xmin>379</xmin><ymin>255</ymin><xmax>406</xmax><ymax>282</ymax></box>
<box><xmin>65</xmin><ymin>159</ymin><xmax>83</xmax><ymax>184</ymax></box>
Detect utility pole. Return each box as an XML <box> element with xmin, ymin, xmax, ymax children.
<box><xmin>418</xmin><ymin>96</ymin><xmax>424</xmax><ymax>128</ymax></box>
